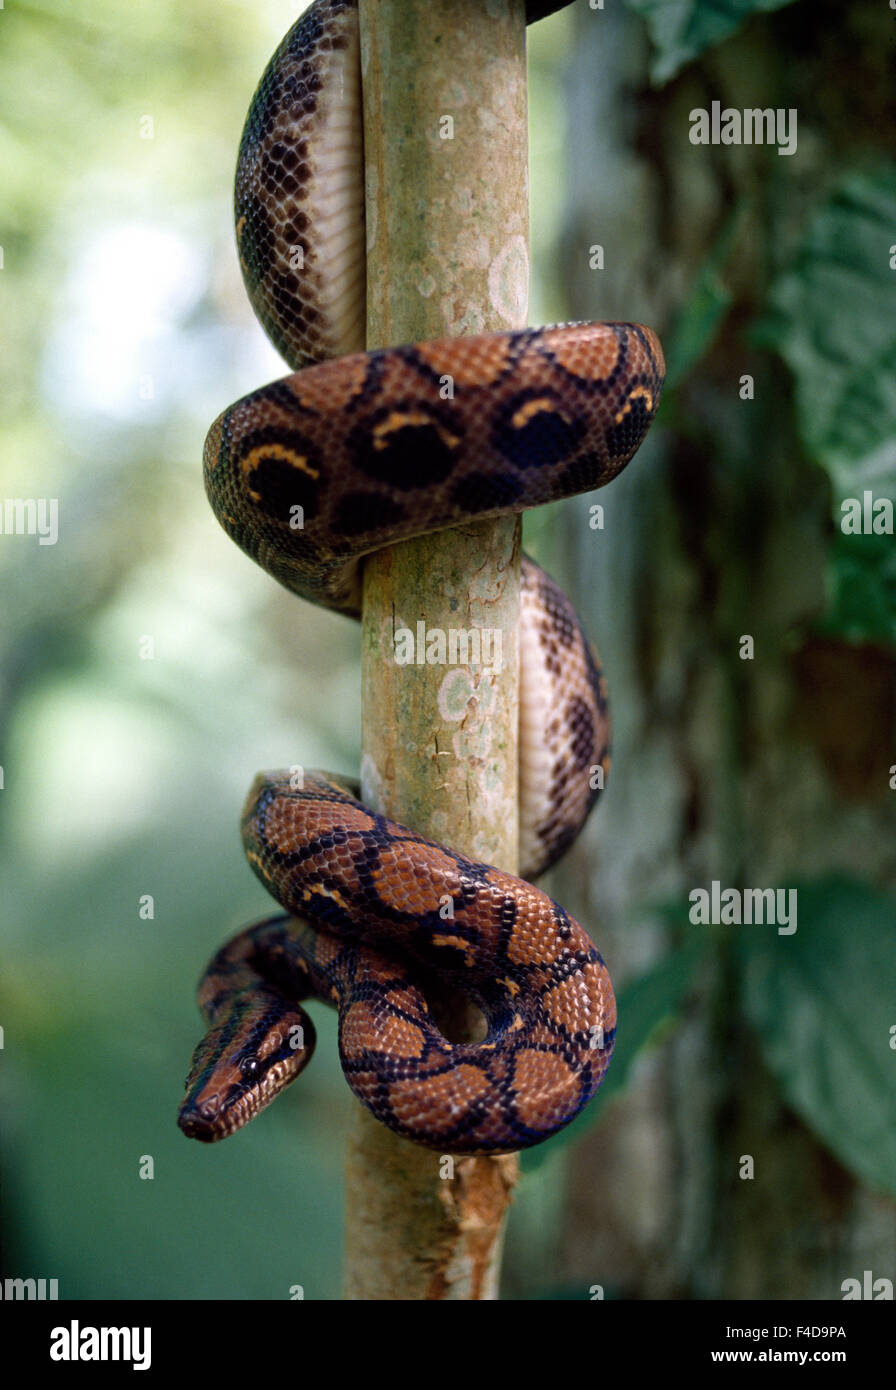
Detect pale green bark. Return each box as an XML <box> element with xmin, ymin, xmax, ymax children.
<box><xmin>345</xmin><ymin>0</ymin><xmax>528</xmax><ymax>1300</ymax></box>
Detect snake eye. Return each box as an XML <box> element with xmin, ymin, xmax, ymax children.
<box><xmin>239</xmin><ymin>1055</ymin><xmax>261</xmax><ymax>1083</ymax></box>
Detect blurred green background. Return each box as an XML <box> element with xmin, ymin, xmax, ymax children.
<box><xmin>2</xmin><ymin>0</ymin><xmax>895</xmax><ymax>1300</ymax></box>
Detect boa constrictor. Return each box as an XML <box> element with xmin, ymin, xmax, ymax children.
<box><xmin>178</xmin><ymin>0</ymin><xmax>664</xmax><ymax>1154</ymax></box>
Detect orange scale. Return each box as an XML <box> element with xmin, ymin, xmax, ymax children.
<box><xmin>371</xmin><ymin>843</ymin><xmax>460</xmax><ymax>915</ymax></box>
<box><xmin>414</xmin><ymin>335</ymin><xmax>514</xmax><ymax>387</ymax></box>
<box><xmin>505</xmin><ymin>920</ymin><xmax>567</xmax><ymax>968</ymax></box>
<box><xmin>388</xmin><ymin>1065</ymin><xmax>493</xmax><ymax>1131</ymax></box>
<box><xmin>289</xmin><ymin>354</ymin><xmax>370</xmax><ymax>413</ymax></box>
<box><xmin>540</xmin><ymin>324</ymin><xmax>622</xmax><ymax>382</ymax></box>
<box><xmin>511</xmin><ymin>1050</ymin><xmax>578</xmax><ymax>1130</ymax></box>
<box><xmin>310</xmin><ymin>930</ymin><xmax>343</xmax><ymax>968</ymax></box>
<box><xmin>356</xmin><ymin>955</ymin><xmax>405</xmax><ymax>990</ymax></box>
<box><xmin>385</xmin><ymin>987</ymin><xmax>428</xmax><ymax>1016</ymax></box>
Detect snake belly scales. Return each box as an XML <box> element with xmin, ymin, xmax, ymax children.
<box><xmin>177</xmin><ymin>0</ymin><xmax>664</xmax><ymax>1155</ymax></box>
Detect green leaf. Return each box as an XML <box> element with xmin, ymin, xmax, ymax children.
<box><xmin>758</xmin><ymin>167</ymin><xmax>896</xmax><ymax>642</ymax></box>
<box><xmin>663</xmin><ymin>207</ymin><xmax>742</xmax><ymax>388</ymax></box>
<box><xmin>522</xmin><ymin>938</ymin><xmax>705</xmax><ymax>1171</ymax></box>
<box><xmin>625</xmin><ymin>0</ymin><xmax>798</xmax><ymax>84</ymax></box>
<box><xmin>820</xmin><ymin>531</ymin><xmax>896</xmax><ymax>646</ymax></box>
<box><xmin>760</xmin><ymin>167</ymin><xmax>896</xmax><ymax>497</ymax></box>
<box><xmin>739</xmin><ymin>878</ymin><xmax>896</xmax><ymax>1195</ymax></box>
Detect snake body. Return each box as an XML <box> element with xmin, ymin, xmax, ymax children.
<box><xmin>178</xmin><ymin>0</ymin><xmax>664</xmax><ymax>1153</ymax></box>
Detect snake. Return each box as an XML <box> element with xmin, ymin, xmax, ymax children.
<box><xmin>177</xmin><ymin>0</ymin><xmax>664</xmax><ymax>1154</ymax></box>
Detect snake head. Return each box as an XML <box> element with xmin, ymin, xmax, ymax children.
<box><xmin>178</xmin><ymin>997</ymin><xmax>317</xmax><ymax>1142</ymax></box>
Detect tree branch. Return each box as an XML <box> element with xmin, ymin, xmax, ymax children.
<box><xmin>345</xmin><ymin>0</ymin><xmax>528</xmax><ymax>1301</ymax></box>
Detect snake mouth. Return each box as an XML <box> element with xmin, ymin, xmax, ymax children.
<box><xmin>177</xmin><ymin>1104</ymin><xmax>228</xmax><ymax>1144</ymax></box>
<box><xmin>178</xmin><ymin>1015</ymin><xmax>318</xmax><ymax>1142</ymax></box>
<box><xmin>177</xmin><ymin>1078</ymin><xmax>275</xmax><ymax>1142</ymax></box>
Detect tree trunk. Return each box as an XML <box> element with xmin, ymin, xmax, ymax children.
<box><xmin>512</xmin><ymin>0</ymin><xmax>896</xmax><ymax>1300</ymax></box>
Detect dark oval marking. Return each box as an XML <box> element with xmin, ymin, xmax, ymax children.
<box><xmin>493</xmin><ymin>389</ymin><xmax>585</xmax><ymax>469</ymax></box>
<box><xmin>238</xmin><ymin>427</ymin><xmax>322</xmax><ymax>523</ymax></box>
<box><xmin>350</xmin><ymin>406</ymin><xmax>462</xmax><ymax>491</ymax></box>
<box><xmin>450</xmin><ymin>470</ymin><xmax>524</xmax><ymax>514</ymax></box>
<box><xmin>335</xmin><ymin>491</ymin><xmax>406</xmax><ymax>536</ymax></box>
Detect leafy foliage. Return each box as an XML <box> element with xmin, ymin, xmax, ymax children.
<box><xmin>761</xmin><ymin>169</ymin><xmax>896</xmax><ymax>497</ymax></box>
<box><xmin>739</xmin><ymin>879</ymin><xmax>896</xmax><ymax>1194</ymax></box>
<box><xmin>626</xmin><ymin>0</ymin><xmax>799</xmax><ymax>83</ymax></box>
<box><xmin>759</xmin><ymin>167</ymin><xmax>896</xmax><ymax>642</ymax></box>
<box><xmin>819</xmin><ymin>532</ymin><xmax>896</xmax><ymax>646</ymax></box>
<box><xmin>663</xmin><ymin>208</ymin><xmax>742</xmax><ymax>388</ymax></box>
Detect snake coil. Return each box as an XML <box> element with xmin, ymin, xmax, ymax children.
<box><xmin>178</xmin><ymin>0</ymin><xmax>664</xmax><ymax>1154</ymax></box>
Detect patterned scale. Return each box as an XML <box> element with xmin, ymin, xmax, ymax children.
<box><xmin>178</xmin><ymin>0</ymin><xmax>664</xmax><ymax>1153</ymax></box>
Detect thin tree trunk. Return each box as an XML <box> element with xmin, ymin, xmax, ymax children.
<box><xmin>345</xmin><ymin>0</ymin><xmax>528</xmax><ymax>1300</ymax></box>
<box><xmin>529</xmin><ymin>0</ymin><xmax>896</xmax><ymax>1300</ymax></box>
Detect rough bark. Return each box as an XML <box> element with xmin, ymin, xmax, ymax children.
<box><xmin>505</xmin><ymin>0</ymin><xmax>896</xmax><ymax>1300</ymax></box>
<box><xmin>345</xmin><ymin>0</ymin><xmax>528</xmax><ymax>1300</ymax></box>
